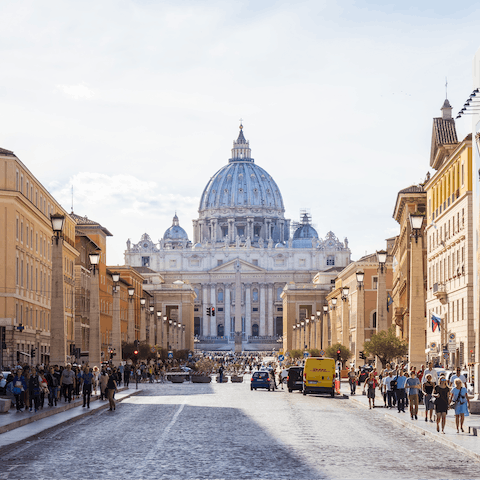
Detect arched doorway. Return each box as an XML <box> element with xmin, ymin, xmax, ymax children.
<box><xmin>252</xmin><ymin>323</ymin><xmax>259</xmax><ymax>337</ymax></box>
<box><xmin>217</xmin><ymin>324</ymin><xmax>224</xmax><ymax>337</ymax></box>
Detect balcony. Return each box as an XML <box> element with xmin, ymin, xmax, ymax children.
<box><xmin>433</xmin><ymin>283</ymin><xmax>447</xmax><ymax>304</ymax></box>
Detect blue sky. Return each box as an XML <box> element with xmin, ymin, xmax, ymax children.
<box><xmin>1</xmin><ymin>0</ymin><xmax>479</xmax><ymax>265</ymax></box>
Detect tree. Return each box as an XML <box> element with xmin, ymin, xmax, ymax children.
<box><xmin>307</xmin><ymin>348</ymin><xmax>320</xmax><ymax>357</ymax></box>
<box><xmin>288</xmin><ymin>349</ymin><xmax>303</xmax><ymax>359</ymax></box>
<box><xmin>325</xmin><ymin>343</ymin><xmax>351</xmax><ymax>367</ymax></box>
<box><xmin>363</xmin><ymin>327</ymin><xmax>408</xmax><ymax>368</ymax></box>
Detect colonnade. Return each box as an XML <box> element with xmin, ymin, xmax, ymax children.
<box><xmin>200</xmin><ymin>282</ymin><xmax>279</xmax><ymax>338</ymax></box>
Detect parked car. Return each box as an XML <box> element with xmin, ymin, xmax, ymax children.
<box><xmin>358</xmin><ymin>365</ymin><xmax>373</xmax><ymax>384</ymax></box>
<box><xmin>287</xmin><ymin>366</ymin><xmax>304</xmax><ymax>393</ymax></box>
<box><xmin>251</xmin><ymin>371</ymin><xmax>271</xmax><ymax>391</ymax></box>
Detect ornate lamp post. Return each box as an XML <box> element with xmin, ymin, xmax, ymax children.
<box><xmin>139</xmin><ymin>297</ymin><xmax>147</xmax><ymax>342</ymax></box>
<box><xmin>149</xmin><ymin>305</ymin><xmax>155</xmax><ymax>345</ymax></box>
<box><xmin>330</xmin><ymin>297</ymin><xmax>338</xmax><ymax>344</ymax></box>
<box><xmin>88</xmin><ymin>251</ymin><xmax>101</xmax><ymax>366</ymax></box>
<box><xmin>322</xmin><ymin>304</ymin><xmax>329</xmax><ymax>350</ymax></box>
<box><xmin>341</xmin><ymin>286</ymin><xmax>350</xmax><ymax>348</ymax></box>
<box><xmin>292</xmin><ymin>324</ymin><xmax>297</xmax><ymax>351</ymax></box>
<box><xmin>163</xmin><ymin>315</ymin><xmax>168</xmax><ymax>349</ymax></box>
<box><xmin>376</xmin><ymin>250</ymin><xmax>388</xmax><ymax>333</ymax></box>
<box><xmin>156</xmin><ymin>310</ymin><xmax>162</xmax><ymax>347</ymax></box>
<box><xmin>127</xmin><ymin>286</ymin><xmax>135</xmax><ymax>343</ymax></box>
<box><xmin>355</xmin><ymin>271</ymin><xmax>365</xmax><ymax>367</ymax></box>
<box><xmin>111</xmin><ymin>272</ymin><xmax>122</xmax><ymax>366</ymax></box>
<box><xmin>50</xmin><ymin>213</ymin><xmax>66</xmax><ymax>366</ymax></box>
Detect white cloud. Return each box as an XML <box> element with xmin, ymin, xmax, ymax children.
<box><xmin>57</xmin><ymin>84</ymin><xmax>94</xmax><ymax>100</ymax></box>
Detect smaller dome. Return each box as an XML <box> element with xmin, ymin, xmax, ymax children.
<box><xmin>275</xmin><ymin>242</ymin><xmax>285</xmax><ymax>248</ymax></box>
<box><xmin>293</xmin><ymin>212</ymin><xmax>318</xmax><ymax>240</ymax></box>
<box><xmin>193</xmin><ymin>242</ymin><xmax>203</xmax><ymax>250</ymax></box>
<box><xmin>163</xmin><ymin>214</ymin><xmax>189</xmax><ymax>241</ymax></box>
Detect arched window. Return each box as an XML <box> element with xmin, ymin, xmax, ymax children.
<box><xmin>252</xmin><ymin>288</ymin><xmax>259</xmax><ymax>302</ymax></box>
<box><xmin>277</xmin><ymin>287</ymin><xmax>283</xmax><ymax>301</ymax></box>
<box><xmin>252</xmin><ymin>324</ymin><xmax>259</xmax><ymax>336</ymax></box>
<box><xmin>217</xmin><ymin>289</ymin><xmax>224</xmax><ymax>303</ymax></box>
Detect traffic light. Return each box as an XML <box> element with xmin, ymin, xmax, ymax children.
<box><xmin>109</xmin><ymin>349</ymin><xmax>114</xmax><ymax>360</ymax></box>
<box><xmin>336</xmin><ymin>349</ymin><xmax>341</xmax><ymax>361</ymax></box>
<box><xmin>134</xmin><ymin>339</ymin><xmax>139</xmax><ymax>349</ymax></box>
<box><xmin>31</xmin><ymin>348</ymin><xmax>36</xmax><ymax>358</ymax></box>
<box><xmin>211</xmin><ymin>307</ymin><xmax>215</xmax><ymax>317</ymax></box>
<box><xmin>133</xmin><ymin>350</ymin><xmax>139</xmax><ymax>361</ymax></box>
<box><xmin>206</xmin><ymin>307</ymin><xmax>211</xmax><ymax>316</ymax></box>
<box><xmin>359</xmin><ymin>351</ymin><xmax>365</xmax><ymax>360</ymax></box>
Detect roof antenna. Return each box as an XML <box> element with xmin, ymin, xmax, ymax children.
<box><xmin>71</xmin><ymin>184</ymin><xmax>74</xmax><ymax>214</ymax></box>
<box><xmin>445</xmin><ymin>77</ymin><xmax>448</xmax><ymax>99</ymax></box>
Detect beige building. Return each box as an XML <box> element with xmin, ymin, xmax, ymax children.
<box><xmin>391</xmin><ymin>185</ymin><xmax>427</xmax><ymax>368</ymax></box>
<box><xmin>424</xmin><ymin>103</ymin><xmax>474</xmax><ymax>368</ymax></box>
<box><xmin>0</xmin><ymin>146</ymin><xmax>78</xmax><ymax>367</ymax></box>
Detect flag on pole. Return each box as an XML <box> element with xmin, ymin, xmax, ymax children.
<box><xmin>432</xmin><ymin>314</ymin><xmax>441</xmax><ymax>332</ymax></box>
<box><xmin>387</xmin><ymin>293</ymin><xmax>393</xmax><ymax>312</ymax></box>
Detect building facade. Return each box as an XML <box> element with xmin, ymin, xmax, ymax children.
<box><xmin>125</xmin><ymin>126</ymin><xmax>352</xmax><ymax>351</ymax></box>
<box><xmin>424</xmin><ymin>104</ymin><xmax>474</xmax><ymax>368</ymax></box>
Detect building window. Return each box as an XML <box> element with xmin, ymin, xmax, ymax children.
<box><xmin>327</xmin><ymin>255</ymin><xmax>335</xmax><ymax>266</ymax></box>
<box><xmin>372</xmin><ymin>276</ymin><xmax>378</xmax><ymax>290</ymax></box>
<box><xmin>252</xmin><ymin>259</ymin><xmax>258</xmax><ymax>266</ymax></box>
<box><xmin>141</xmin><ymin>256</ymin><xmax>150</xmax><ymax>267</ymax></box>
<box><xmin>237</xmin><ymin>227</ymin><xmax>244</xmax><ymax>237</ymax></box>
<box><xmin>217</xmin><ymin>259</ymin><xmax>223</xmax><ymax>266</ymax></box>
<box><xmin>217</xmin><ymin>290</ymin><xmax>224</xmax><ymax>303</ymax></box>
<box><xmin>372</xmin><ymin>311</ymin><xmax>377</xmax><ymax>329</ymax></box>
<box><xmin>277</xmin><ymin>287</ymin><xmax>283</xmax><ymax>301</ymax></box>
<box><xmin>252</xmin><ymin>288</ymin><xmax>258</xmax><ymax>302</ymax></box>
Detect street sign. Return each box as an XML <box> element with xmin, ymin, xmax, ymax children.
<box><xmin>303</xmin><ymin>352</ymin><xmax>309</xmax><ymax>358</ymax></box>
<box><xmin>168</xmin><ymin>351</ymin><xmax>173</xmax><ymax>359</ymax></box>
<box><xmin>188</xmin><ymin>353</ymin><xmax>192</xmax><ymax>359</ymax></box>
<box><xmin>278</xmin><ymin>355</ymin><xmax>285</xmax><ymax>362</ymax></box>
<box><xmin>443</xmin><ymin>352</ymin><xmax>449</xmax><ymax>359</ymax></box>
<box><xmin>319</xmin><ymin>350</ymin><xmax>325</xmax><ymax>356</ymax></box>
<box><xmin>430</xmin><ymin>342</ymin><xmax>436</xmax><ymax>349</ymax></box>
<box><xmin>285</xmin><ymin>352</ymin><xmax>290</xmax><ymax>357</ymax></box>
<box><xmin>151</xmin><ymin>347</ymin><xmax>156</xmax><ymax>353</ymax></box>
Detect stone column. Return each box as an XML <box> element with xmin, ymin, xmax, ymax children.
<box><xmin>323</xmin><ymin>311</ymin><xmax>328</xmax><ymax>350</ymax></box>
<box><xmin>225</xmin><ymin>285</ymin><xmax>231</xmax><ymax>340</ymax></box>
<box><xmin>267</xmin><ymin>284</ymin><xmax>273</xmax><ymax>336</ymax></box>
<box><xmin>234</xmin><ymin>262</ymin><xmax>242</xmax><ymax>352</ymax></box>
<box><xmin>210</xmin><ymin>284</ymin><xmax>216</xmax><ymax>337</ymax></box>
<box><xmin>127</xmin><ymin>299</ymin><xmax>135</xmax><ymax>343</ymax></box>
<box><xmin>356</xmin><ymin>285</ymin><xmax>365</xmax><ymax>367</ymax></box>
<box><xmin>331</xmin><ymin>307</ymin><xmax>337</xmax><ymax>345</ymax></box>
<box><xmin>139</xmin><ymin>304</ymin><xmax>146</xmax><ymax>342</ymax></box>
<box><xmin>376</xmin><ymin>265</ymin><xmax>388</xmax><ymax>332</ymax></box>
<box><xmin>111</xmin><ymin>287</ymin><xmax>122</xmax><ymax>366</ymax></box>
<box><xmin>50</xmin><ymin>237</ymin><xmax>66</xmax><ymax>366</ymax></box>
<box><xmin>342</xmin><ymin>299</ymin><xmax>349</xmax><ymax>347</ymax></box>
<box><xmin>149</xmin><ymin>311</ymin><xmax>155</xmax><ymax>346</ymax></box>
<box><xmin>245</xmin><ymin>283</ymin><xmax>251</xmax><ymax>339</ymax></box>
<box><xmin>259</xmin><ymin>284</ymin><xmax>266</xmax><ymax>336</ymax></box>
<box><xmin>89</xmin><ymin>268</ymin><xmax>101</xmax><ymax>366</ymax></box>
<box><xmin>409</xmin><ymin>234</ymin><xmax>426</xmax><ymax>369</ymax></box>
<box><xmin>202</xmin><ymin>284</ymin><xmax>209</xmax><ymax>336</ymax></box>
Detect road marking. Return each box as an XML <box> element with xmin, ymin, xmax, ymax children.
<box><xmin>139</xmin><ymin>397</ymin><xmax>188</xmax><ymax>471</ymax></box>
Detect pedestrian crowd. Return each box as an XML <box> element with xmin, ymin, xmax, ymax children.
<box><xmin>346</xmin><ymin>362</ymin><xmax>472</xmax><ymax>434</ymax></box>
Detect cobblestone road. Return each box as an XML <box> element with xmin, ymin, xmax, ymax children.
<box><xmin>0</xmin><ymin>380</ymin><xmax>479</xmax><ymax>479</ymax></box>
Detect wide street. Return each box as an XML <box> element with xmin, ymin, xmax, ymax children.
<box><xmin>1</xmin><ymin>378</ymin><xmax>479</xmax><ymax>480</ymax></box>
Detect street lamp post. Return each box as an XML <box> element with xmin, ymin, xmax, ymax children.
<box><xmin>88</xmin><ymin>251</ymin><xmax>101</xmax><ymax>366</ymax></box>
<box><xmin>301</xmin><ymin>320</ymin><xmax>306</xmax><ymax>350</ymax></box>
<box><xmin>376</xmin><ymin>250</ymin><xmax>388</xmax><ymax>333</ymax></box>
<box><xmin>341</xmin><ymin>286</ymin><xmax>350</xmax><ymax>347</ymax></box>
<box><xmin>322</xmin><ymin>305</ymin><xmax>328</xmax><ymax>350</ymax></box>
<box><xmin>139</xmin><ymin>297</ymin><xmax>147</xmax><ymax>342</ymax></box>
<box><xmin>168</xmin><ymin>319</ymin><xmax>173</xmax><ymax>350</ymax></box>
<box><xmin>292</xmin><ymin>325</ymin><xmax>297</xmax><ymax>351</ymax></box>
<box><xmin>111</xmin><ymin>272</ymin><xmax>122</xmax><ymax>366</ymax></box>
<box><xmin>156</xmin><ymin>310</ymin><xmax>162</xmax><ymax>347</ymax></box>
<box><xmin>330</xmin><ymin>298</ymin><xmax>338</xmax><ymax>344</ymax></box>
<box><xmin>149</xmin><ymin>305</ymin><xmax>155</xmax><ymax>345</ymax></box>
<box><xmin>50</xmin><ymin>213</ymin><xmax>67</xmax><ymax>366</ymax></box>
<box><xmin>127</xmin><ymin>287</ymin><xmax>135</xmax><ymax>343</ymax></box>
<box><xmin>355</xmin><ymin>271</ymin><xmax>365</xmax><ymax>367</ymax></box>
<box><xmin>409</xmin><ymin>213</ymin><xmax>425</xmax><ymax>369</ymax></box>
<box><xmin>163</xmin><ymin>315</ymin><xmax>168</xmax><ymax>349</ymax></box>
<box><xmin>311</xmin><ymin>314</ymin><xmax>317</xmax><ymax>350</ymax></box>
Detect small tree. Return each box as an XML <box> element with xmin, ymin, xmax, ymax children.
<box><xmin>307</xmin><ymin>348</ymin><xmax>320</xmax><ymax>357</ymax></box>
<box><xmin>325</xmin><ymin>343</ymin><xmax>351</xmax><ymax>367</ymax></box>
<box><xmin>289</xmin><ymin>349</ymin><xmax>303</xmax><ymax>359</ymax></box>
<box><xmin>363</xmin><ymin>327</ymin><xmax>408</xmax><ymax>368</ymax></box>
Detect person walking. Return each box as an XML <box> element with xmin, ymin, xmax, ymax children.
<box><xmin>394</xmin><ymin>370</ymin><xmax>407</xmax><ymax>413</ymax></box>
<box><xmin>12</xmin><ymin>368</ymin><xmax>27</xmax><ymax>412</ymax></box>
<box><xmin>363</xmin><ymin>372</ymin><xmax>377</xmax><ymax>409</ymax></box>
<box><xmin>422</xmin><ymin>374</ymin><xmax>435</xmax><ymax>422</ymax></box>
<box><xmin>450</xmin><ymin>377</ymin><xmax>470</xmax><ymax>433</ymax></box>
<box><xmin>348</xmin><ymin>367</ymin><xmax>358</xmax><ymax>395</ymax></box>
<box><xmin>46</xmin><ymin>366</ymin><xmax>58</xmax><ymax>406</ymax></box>
<box><xmin>28</xmin><ymin>367</ymin><xmax>41</xmax><ymax>413</ymax></box>
<box><xmin>82</xmin><ymin>367</ymin><xmax>94</xmax><ymax>408</ymax></box>
<box><xmin>382</xmin><ymin>371</ymin><xmax>394</xmax><ymax>408</ymax></box>
<box><xmin>106</xmin><ymin>372</ymin><xmax>118</xmax><ymax>411</ymax></box>
<box><xmin>60</xmin><ymin>364</ymin><xmax>75</xmax><ymax>403</ymax></box>
<box><xmin>422</xmin><ymin>362</ymin><xmax>438</xmax><ymax>385</ymax></box>
<box><xmin>100</xmin><ymin>370</ymin><xmax>109</xmax><ymax>400</ymax></box>
<box><xmin>218</xmin><ymin>365</ymin><xmax>224</xmax><ymax>383</ymax></box>
<box><xmin>449</xmin><ymin>367</ymin><xmax>467</xmax><ymax>387</ymax></box>
<box><xmin>434</xmin><ymin>377</ymin><xmax>450</xmax><ymax>433</ymax></box>
<box><xmin>406</xmin><ymin>371</ymin><xmax>421</xmax><ymax>420</ymax></box>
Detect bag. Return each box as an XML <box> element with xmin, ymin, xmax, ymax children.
<box><xmin>390</xmin><ymin>379</ymin><xmax>397</xmax><ymax>391</ymax></box>
<box><xmin>13</xmin><ymin>387</ymin><xmax>21</xmax><ymax>395</ymax></box>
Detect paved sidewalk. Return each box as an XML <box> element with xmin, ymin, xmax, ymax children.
<box><xmin>0</xmin><ymin>387</ymin><xmax>141</xmax><ymax>448</ymax></box>
<box><xmin>341</xmin><ymin>380</ymin><xmax>480</xmax><ymax>461</ymax></box>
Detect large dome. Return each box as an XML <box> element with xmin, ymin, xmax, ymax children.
<box><xmin>198</xmin><ymin>126</ymin><xmax>284</xmax><ymax>217</ymax></box>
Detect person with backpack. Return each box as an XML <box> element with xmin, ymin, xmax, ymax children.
<box><xmin>450</xmin><ymin>377</ymin><xmax>470</xmax><ymax>433</ymax></box>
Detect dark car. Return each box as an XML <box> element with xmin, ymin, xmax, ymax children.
<box><xmin>251</xmin><ymin>371</ymin><xmax>271</xmax><ymax>391</ymax></box>
<box><xmin>358</xmin><ymin>365</ymin><xmax>373</xmax><ymax>384</ymax></box>
<box><xmin>287</xmin><ymin>366</ymin><xmax>304</xmax><ymax>393</ymax></box>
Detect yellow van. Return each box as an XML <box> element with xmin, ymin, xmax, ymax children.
<box><xmin>303</xmin><ymin>357</ymin><xmax>336</xmax><ymax>397</ymax></box>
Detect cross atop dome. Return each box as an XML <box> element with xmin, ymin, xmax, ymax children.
<box><xmin>230</xmin><ymin>123</ymin><xmax>253</xmax><ymax>162</ymax></box>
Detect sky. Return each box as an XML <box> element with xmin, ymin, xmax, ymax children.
<box><xmin>1</xmin><ymin>0</ymin><xmax>480</xmax><ymax>266</ymax></box>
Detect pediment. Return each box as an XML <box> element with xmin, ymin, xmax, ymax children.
<box><xmin>209</xmin><ymin>258</ymin><xmax>267</xmax><ymax>273</ymax></box>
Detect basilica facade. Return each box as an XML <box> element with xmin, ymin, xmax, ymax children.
<box><xmin>125</xmin><ymin>126</ymin><xmax>351</xmax><ymax>350</ymax></box>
